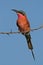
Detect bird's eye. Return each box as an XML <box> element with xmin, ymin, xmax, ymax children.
<box><xmin>19</xmin><ymin>10</ymin><xmax>25</xmax><ymax>15</ymax></box>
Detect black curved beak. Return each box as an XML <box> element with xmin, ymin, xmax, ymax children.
<box><xmin>12</xmin><ymin>9</ymin><xmax>19</xmax><ymax>13</ymax></box>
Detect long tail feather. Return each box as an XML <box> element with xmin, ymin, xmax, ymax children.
<box><xmin>25</xmin><ymin>32</ymin><xmax>35</xmax><ymax>60</ymax></box>
<box><xmin>31</xmin><ymin>49</ymin><xmax>35</xmax><ymax>60</ymax></box>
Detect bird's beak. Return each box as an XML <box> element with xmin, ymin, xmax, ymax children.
<box><xmin>12</xmin><ymin>9</ymin><xmax>19</xmax><ymax>13</ymax></box>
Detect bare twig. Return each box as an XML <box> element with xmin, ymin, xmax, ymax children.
<box><xmin>31</xmin><ymin>25</ymin><xmax>43</xmax><ymax>31</ymax></box>
<box><xmin>0</xmin><ymin>31</ymin><xmax>20</xmax><ymax>34</ymax></box>
<box><xmin>0</xmin><ymin>25</ymin><xmax>43</xmax><ymax>34</ymax></box>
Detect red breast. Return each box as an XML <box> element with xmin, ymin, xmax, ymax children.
<box><xmin>17</xmin><ymin>13</ymin><xmax>30</xmax><ymax>33</ymax></box>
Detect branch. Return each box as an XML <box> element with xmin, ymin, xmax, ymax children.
<box><xmin>31</xmin><ymin>25</ymin><xmax>43</xmax><ymax>31</ymax></box>
<box><xmin>0</xmin><ymin>25</ymin><xmax>43</xmax><ymax>35</ymax></box>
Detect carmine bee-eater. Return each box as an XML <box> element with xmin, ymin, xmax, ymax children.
<box><xmin>12</xmin><ymin>9</ymin><xmax>35</xmax><ymax>60</ymax></box>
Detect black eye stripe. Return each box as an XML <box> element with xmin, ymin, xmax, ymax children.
<box><xmin>18</xmin><ymin>10</ymin><xmax>25</xmax><ymax>15</ymax></box>
<box><xmin>19</xmin><ymin>11</ymin><xmax>25</xmax><ymax>15</ymax></box>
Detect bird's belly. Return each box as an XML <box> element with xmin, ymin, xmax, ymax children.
<box><xmin>18</xmin><ymin>22</ymin><xmax>30</xmax><ymax>33</ymax></box>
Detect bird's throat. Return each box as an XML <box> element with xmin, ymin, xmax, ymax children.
<box><xmin>17</xmin><ymin>13</ymin><xmax>25</xmax><ymax>19</ymax></box>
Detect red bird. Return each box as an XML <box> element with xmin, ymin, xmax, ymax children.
<box><xmin>12</xmin><ymin>9</ymin><xmax>35</xmax><ymax>60</ymax></box>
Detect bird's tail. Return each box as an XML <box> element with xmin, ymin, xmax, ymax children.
<box><xmin>25</xmin><ymin>32</ymin><xmax>35</xmax><ymax>60</ymax></box>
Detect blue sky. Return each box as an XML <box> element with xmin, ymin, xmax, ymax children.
<box><xmin>0</xmin><ymin>0</ymin><xmax>43</xmax><ymax>65</ymax></box>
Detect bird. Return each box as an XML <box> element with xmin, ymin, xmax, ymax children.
<box><xmin>12</xmin><ymin>9</ymin><xmax>35</xmax><ymax>60</ymax></box>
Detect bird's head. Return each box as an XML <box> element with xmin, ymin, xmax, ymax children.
<box><xmin>12</xmin><ymin>9</ymin><xmax>26</xmax><ymax>18</ymax></box>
